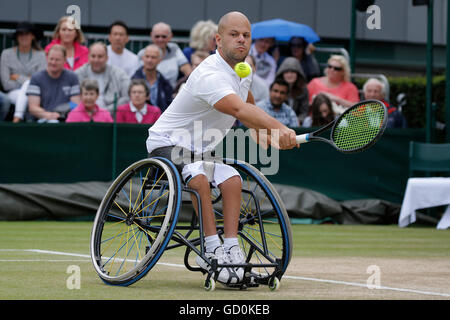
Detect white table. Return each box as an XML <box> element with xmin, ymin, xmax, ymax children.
<box><xmin>399</xmin><ymin>177</ymin><xmax>450</xmax><ymax>230</ymax></box>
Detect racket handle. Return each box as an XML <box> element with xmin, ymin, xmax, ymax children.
<box><xmin>296</xmin><ymin>134</ymin><xmax>310</xmax><ymax>144</ymax></box>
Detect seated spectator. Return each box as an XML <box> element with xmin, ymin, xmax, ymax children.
<box><xmin>75</xmin><ymin>42</ymin><xmax>130</xmax><ymax>114</ymax></box>
<box><xmin>259</xmin><ymin>79</ymin><xmax>299</xmax><ymax>127</ymax></box>
<box><xmin>182</xmin><ymin>20</ymin><xmax>217</xmax><ymax>63</ymax></box>
<box><xmin>107</xmin><ymin>20</ymin><xmax>140</xmax><ymax>77</ymax></box>
<box><xmin>275</xmin><ymin>57</ymin><xmax>309</xmax><ymax>125</ymax></box>
<box><xmin>245</xmin><ymin>55</ymin><xmax>269</xmax><ymax>107</ymax></box>
<box><xmin>66</xmin><ymin>79</ymin><xmax>113</xmax><ymax>123</ymax></box>
<box><xmin>249</xmin><ymin>37</ymin><xmax>277</xmax><ymax>88</ymax></box>
<box><xmin>302</xmin><ymin>93</ymin><xmax>336</xmax><ymax>128</ymax></box>
<box><xmin>116</xmin><ymin>79</ymin><xmax>161</xmax><ymax>124</ymax></box>
<box><xmin>173</xmin><ymin>50</ymin><xmax>209</xmax><ymax>97</ymax></box>
<box><xmin>132</xmin><ymin>44</ymin><xmax>173</xmax><ymax>112</ymax></box>
<box><xmin>138</xmin><ymin>22</ymin><xmax>192</xmax><ymax>90</ymax></box>
<box><xmin>280</xmin><ymin>37</ymin><xmax>320</xmax><ymax>82</ymax></box>
<box><xmin>0</xmin><ymin>22</ymin><xmax>46</xmax><ymax>115</ymax></box>
<box><xmin>307</xmin><ymin>55</ymin><xmax>359</xmax><ymax>114</ymax></box>
<box><xmin>363</xmin><ymin>78</ymin><xmax>407</xmax><ymax>128</ymax></box>
<box><xmin>26</xmin><ymin>45</ymin><xmax>80</xmax><ymax>122</ymax></box>
<box><xmin>45</xmin><ymin>16</ymin><xmax>89</xmax><ymax>71</ymax></box>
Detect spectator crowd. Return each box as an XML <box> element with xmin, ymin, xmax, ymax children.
<box><xmin>0</xmin><ymin>17</ymin><xmax>406</xmax><ymax>128</ymax></box>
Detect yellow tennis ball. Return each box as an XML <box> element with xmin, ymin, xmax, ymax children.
<box><xmin>234</xmin><ymin>62</ymin><xmax>251</xmax><ymax>78</ymax></box>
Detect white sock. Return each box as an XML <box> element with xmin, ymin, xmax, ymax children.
<box><xmin>223</xmin><ymin>237</ymin><xmax>239</xmax><ymax>251</ymax></box>
<box><xmin>204</xmin><ymin>234</ymin><xmax>221</xmax><ymax>253</ymax></box>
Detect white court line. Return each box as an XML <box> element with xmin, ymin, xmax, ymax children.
<box><xmin>0</xmin><ymin>259</ymin><xmax>90</xmax><ymax>262</ymax></box>
<box><xmin>1</xmin><ymin>249</ymin><xmax>450</xmax><ymax>298</ymax></box>
<box><xmin>283</xmin><ymin>275</ymin><xmax>450</xmax><ymax>298</ymax></box>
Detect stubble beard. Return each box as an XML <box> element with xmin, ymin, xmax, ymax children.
<box><xmin>221</xmin><ymin>46</ymin><xmax>248</xmax><ymax>66</ymax></box>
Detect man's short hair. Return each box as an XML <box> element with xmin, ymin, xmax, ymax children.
<box><xmin>151</xmin><ymin>22</ymin><xmax>172</xmax><ymax>34</ymax></box>
<box><xmin>128</xmin><ymin>79</ymin><xmax>149</xmax><ymax>97</ymax></box>
<box><xmin>144</xmin><ymin>44</ymin><xmax>163</xmax><ymax>58</ymax></box>
<box><xmin>89</xmin><ymin>41</ymin><xmax>108</xmax><ymax>54</ymax></box>
<box><xmin>363</xmin><ymin>78</ymin><xmax>385</xmax><ymax>97</ymax></box>
<box><xmin>47</xmin><ymin>44</ymin><xmax>67</xmax><ymax>59</ymax></box>
<box><xmin>109</xmin><ymin>20</ymin><xmax>129</xmax><ymax>35</ymax></box>
<box><xmin>80</xmin><ymin>78</ymin><xmax>99</xmax><ymax>94</ymax></box>
<box><xmin>270</xmin><ymin>78</ymin><xmax>290</xmax><ymax>93</ymax></box>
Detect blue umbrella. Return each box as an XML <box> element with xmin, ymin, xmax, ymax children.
<box><xmin>251</xmin><ymin>18</ymin><xmax>320</xmax><ymax>43</ymax></box>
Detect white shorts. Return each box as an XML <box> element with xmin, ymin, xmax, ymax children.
<box><xmin>182</xmin><ymin>161</ymin><xmax>241</xmax><ymax>188</ymax></box>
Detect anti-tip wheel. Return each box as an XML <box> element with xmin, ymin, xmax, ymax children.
<box><xmin>205</xmin><ymin>278</ymin><xmax>216</xmax><ymax>292</ymax></box>
<box><xmin>268</xmin><ymin>277</ymin><xmax>280</xmax><ymax>291</ymax></box>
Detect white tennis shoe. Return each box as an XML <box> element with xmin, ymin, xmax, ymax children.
<box><xmin>196</xmin><ymin>246</ymin><xmax>243</xmax><ymax>285</ymax></box>
<box><xmin>227</xmin><ymin>245</ymin><xmax>246</xmax><ymax>265</ymax></box>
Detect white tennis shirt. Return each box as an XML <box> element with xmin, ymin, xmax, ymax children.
<box><xmin>146</xmin><ymin>50</ymin><xmax>252</xmax><ymax>154</ymax></box>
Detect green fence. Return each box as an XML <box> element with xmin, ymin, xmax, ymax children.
<box><xmin>0</xmin><ymin>123</ymin><xmax>425</xmax><ymax>204</ymax></box>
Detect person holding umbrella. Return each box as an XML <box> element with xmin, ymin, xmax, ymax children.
<box><xmin>251</xmin><ymin>18</ymin><xmax>321</xmax><ymax>83</ymax></box>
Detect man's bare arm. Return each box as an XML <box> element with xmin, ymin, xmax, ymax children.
<box><xmin>180</xmin><ymin>63</ymin><xmax>192</xmax><ymax>77</ymax></box>
<box><xmin>214</xmin><ymin>93</ymin><xmax>298</xmax><ymax>149</ymax></box>
<box><xmin>28</xmin><ymin>95</ymin><xmax>60</xmax><ymax>120</ymax></box>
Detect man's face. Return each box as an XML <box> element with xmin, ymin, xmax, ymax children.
<box><xmin>216</xmin><ymin>16</ymin><xmax>251</xmax><ymax>64</ymax></box>
<box><xmin>47</xmin><ymin>49</ymin><xmax>65</xmax><ymax>74</ymax></box>
<box><xmin>151</xmin><ymin>25</ymin><xmax>171</xmax><ymax>50</ymax></box>
<box><xmin>364</xmin><ymin>82</ymin><xmax>383</xmax><ymax>100</ymax></box>
<box><xmin>89</xmin><ymin>45</ymin><xmax>108</xmax><ymax>73</ymax></box>
<box><xmin>108</xmin><ymin>25</ymin><xmax>129</xmax><ymax>51</ymax></box>
<box><xmin>254</xmin><ymin>38</ymin><xmax>273</xmax><ymax>54</ymax></box>
<box><xmin>269</xmin><ymin>83</ymin><xmax>288</xmax><ymax>107</ymax></box>
<box><xmin>142</xmin><ymin>46</ymin><xmax>161</xmax><ymax>72</ymax></box>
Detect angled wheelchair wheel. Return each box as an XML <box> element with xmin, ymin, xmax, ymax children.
<box><xmin>90</xmin><ymin>157</ymin><xmax>182</xmax><ymax>286</ymax></box>
<box><xmin>214</xmin><ymin>159</ymin><xmax>293</xmax><ymax>280</ymax></box>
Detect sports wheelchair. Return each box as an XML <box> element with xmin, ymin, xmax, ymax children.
<box><xmin>90</xmin><ymin>157</ymin><xmax>292</xmax><ymax>291</ymax></box>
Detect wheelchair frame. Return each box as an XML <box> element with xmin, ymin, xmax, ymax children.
<box><xmin>90</xmin><ymin>157</ymin><xmax>292</xmax><ymax>291</ymax></box>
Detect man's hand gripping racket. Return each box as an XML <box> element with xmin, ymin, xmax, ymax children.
<box><xmin>296</xmin><ymin>100</ymin><xmax>388</xmax><ymax>153</ymax></box>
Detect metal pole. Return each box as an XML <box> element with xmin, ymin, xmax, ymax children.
<box><xmin>112</xmin><ymin>93</ymin><xmax>118</xmax><ymax>180</ymax></box>
<box><xmin>425</xmin><ymin>0</ymin><xmax>434</xmax><ymax>143</ymax></box>
<box><xmin>350</xmin><ymin>0</ymin><xmax>356</xmax><ymax>71</ymax></box>
<box><xmin>446</xmin><ymin>0</ymin><xmax>450</xmax><ymax>142</ymax></box>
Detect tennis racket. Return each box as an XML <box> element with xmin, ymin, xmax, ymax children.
<box><xmin>296</xmin><ymin>100</ymin><xmax>388</xmax><ymax>153</ymax></box>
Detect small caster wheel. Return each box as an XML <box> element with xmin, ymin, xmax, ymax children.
<box><xmin>268</xmin><ymin>277</ymin><xmax>280</xmax><ymax>291</ymax></box>
<box><xmin>205</xmin><ymin>278</ymin><xmax>215</xmax><ymax>291</ymax></box>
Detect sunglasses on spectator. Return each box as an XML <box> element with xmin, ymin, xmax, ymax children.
<box><xmin>154</xmin><ymin>35</ymin><xmax>168</xmax><ymax>39</ymax></box>
<box><xmin>327</xmin><ymin>64</ymin><xmax>343</xmax><ymax>71</ymax></box>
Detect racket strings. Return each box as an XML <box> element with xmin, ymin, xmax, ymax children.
<box><xmin>332</xmin><ymin>102</ymin><xmax>385</xmax><ymax>151</ymax></box>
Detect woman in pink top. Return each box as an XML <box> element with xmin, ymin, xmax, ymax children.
<box><xmin>66</xmin><ymin>79</ymin><xmax>113</xmax><ymax>123</ymax></box>
<box><xmin>45</xmin><ymin>16</ymin><xmax>89</xmax><ymax>71</ymax></box>
<box><xmin>307</xmin><ymin>55</ymin><xmax>359</xmax><ymax>110</ymax></box>
<box><xmin>116</xmin><ymin>79</ymin><xmax>161</xmax><ymax>124</ymax></box>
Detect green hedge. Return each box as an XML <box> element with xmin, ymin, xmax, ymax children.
<box><xmin>355</xmin><ymin>76</ymin><xmax>446</xmax><ymax>128</ymax></box>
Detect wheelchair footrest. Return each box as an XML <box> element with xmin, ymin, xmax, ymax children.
<box><xmin>207</xmin><ymin>258</ymin><xmax>282</xmax><ymax>289</ymax></box>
